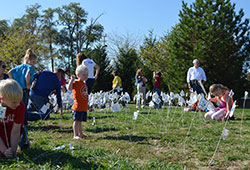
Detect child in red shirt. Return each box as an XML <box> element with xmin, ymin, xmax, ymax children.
<box><xmin>0</xmin><ymin>79</ymin><xmax>25</xmax><ymax>158</ymax></box>
<box><xmin>68</xmin><ymin>65</ymin><xmax>88</xmax><ymax>139</ymax></box>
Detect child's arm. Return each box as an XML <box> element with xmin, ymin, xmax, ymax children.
<box><xmin>67</xmin><ymin>75</ymin><xmax>75</xmax><ymax>91</ymax></box>
<box><xmin>10</xmin><ymin>123</ymin><xmax>22</xmax><ymax>156</ymax></box>
<box><xmin>26</xmin><ymin>72</ymin><xmax>31</xmax><ymax>90</ymax></box>
<box><xmin>8</xmin><ymin>71</ymin><xmax>13</xmax><ymax>79</ymax></box>
<box><xmin>209</xmin><ymin>97</ymin><xmax>217</xmax><ymax>103</ymax></box>
<box><xmin>224</xmin><ymin>95</ymin><xmax>233</xmax><ymax>118</ymax></box>
<box><xmin>0</xmin><ymin>137</ymin><xmax>8</xmax><ymax>157</ymax></box>
<box><xmin>94</xmin><ymin>64</ymin><xmax>100</xmax><ymax>80</ymax></box>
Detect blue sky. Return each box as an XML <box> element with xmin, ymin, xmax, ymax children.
<box><xmin>1</xmin><ymin>0</ymin><xmax>250</xmax><ymax>39</ymax></box>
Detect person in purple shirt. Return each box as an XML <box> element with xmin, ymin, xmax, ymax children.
<box><xmin>27</xmin><ymin>69</ymin><xmax>64</xmax><ymax>121</ymax></box>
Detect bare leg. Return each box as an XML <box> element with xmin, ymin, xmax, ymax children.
<box><xmin>211</xmin><ymin>109</ymin><xmax>225</xmax><ymax>121</ymax></box>
<box><xmin>204</xmin><ymin>111</ymin><xmax>215</xmax><ymax>119</ymax></box>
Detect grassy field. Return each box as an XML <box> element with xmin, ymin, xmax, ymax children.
<box><xmin>0</xmin><ymin>104</ymin><xmax>249</xmax><ymax>170</ymax></box>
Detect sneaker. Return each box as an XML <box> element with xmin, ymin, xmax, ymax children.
<box><xmin>73</xmin><ymin>136</ymin><xmax>82</xmax><ymax>140</ymax></box>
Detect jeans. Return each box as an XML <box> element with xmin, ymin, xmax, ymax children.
<box><xmin>154</xmin><ymin>88</ymin><xmax>162</xmax><ymax>109</ymax></box>
<box><xmin>22</xmin><ymin>89</ymin><xmax>29</xmax><ymax>126</ymax></box>
<box><xmin>27</xmin><ymin>93</ymin><xmax>50</xmax><ymax>121</ymax></box>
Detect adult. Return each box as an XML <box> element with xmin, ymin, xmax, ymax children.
<box><xmin>76</xmin><ymin>52</ymin><xmax>100</xmax><ymax>94</ymax></box>
<box><xmin>27</xmin><ymin>68</ymin><xmax>64</xmax><ymax>121</ymax></box>
<box><xmin>187</xmin><ymin>59</ymin><xmax>207</xmax><ymax>94</ymax></box>
<box><xmin>0</xmin><ymin>60</ymin><xmax>9</xmax><ymax>82</ymax></box>
<box><xmin>112</xmin><ymin>70</ymin><xmax>125</xmax><ymax>107</ymax></box>
<box><xmin>153</xmin><ymin>71</ymin><xmax>162</xmax><ymax>108</ymax></box>
<box><xmin>135</xmin><ymin>68</ymin><xmax>147</xmax><ymax>109</ymax></box>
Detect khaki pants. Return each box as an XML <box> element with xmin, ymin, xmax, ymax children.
<box><xmin>136</xmin><ymin>86</ymin><xmax>146</xmax><ymax>108</ymax></box>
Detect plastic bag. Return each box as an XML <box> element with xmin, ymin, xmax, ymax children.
<box><xmin>133</xmin><ymin>110</ymin><xmax>139</xmax><ymax>120</ymax></box>
<box><xmin>222</xmin><ymin>128</ymin><xmax>229</xmax><ymax>140</ymax></box>
<box><xmin>0</xmin><ymin>104</ymin><xmax>6</xmax><ymax>119</ymax></box>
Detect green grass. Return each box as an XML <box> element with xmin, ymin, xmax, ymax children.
<box><xmin>0</xmin><ymin>105</ymin><xmax>250</xmax><ymax>169</ymax></box>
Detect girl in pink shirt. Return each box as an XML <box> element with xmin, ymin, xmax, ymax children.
<box><xmin>204</xmin><ymin>84</ymin><xmax>233</xmax><ymax>121</ymax></box>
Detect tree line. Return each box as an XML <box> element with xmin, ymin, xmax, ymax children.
<box><xmin>0</xmin><ymin>0</ymin><xmax>250</xmax><ymax>100</ymax></box>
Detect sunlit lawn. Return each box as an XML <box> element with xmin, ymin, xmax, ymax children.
<box><xmin>0</xmin><ymin>104</ymin><xmax>249</xmax><ymax>169</ymax></box>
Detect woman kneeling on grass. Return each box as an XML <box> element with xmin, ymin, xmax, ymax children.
<box><xmin>204</xmin><ymin>84</ymin><xmax>234</xmax><ymax>121</ymax></box>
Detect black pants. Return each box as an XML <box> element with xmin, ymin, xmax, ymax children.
<box><xmin>86</xmin><ymin>78</ymin><xmax>95</xmax><ymax>94</ymax></box>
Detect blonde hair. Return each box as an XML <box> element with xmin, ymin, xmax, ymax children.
<box><xmin>0</xmin><ymin>79</ymin><xmax>23</xmax><ymax>101</ymax></box>
<box><xmin>75</xmin><ymin>65</ymin><xmax>88</xmax><ymax>75</ymax></box>
<box><xmin>23</xmin><ymin>49</ymin><xmax>37</xmax><ymax>64</ymax></box>
<box><xmin>76</xmin><ymin>52</ymin><xmax>87</xmax><ymax>66</ymax></box>
<box><xmin>209</xmin><ymin>84</ymin><xmax>229</xmax><ymax>94</ymax></box>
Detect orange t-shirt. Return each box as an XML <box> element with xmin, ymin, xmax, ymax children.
<box><xmin>72</xmin><ymin>80</ymin><xmax>88</xmax><ymax>112</ymax></box>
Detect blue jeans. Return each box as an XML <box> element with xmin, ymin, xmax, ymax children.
<box><xmin>22</xmin><ymin>89</ymin><xmax>30</xmax><ymax>126</ymax></box>
<box><xmin>154</xmin><ymin>88</ymin><xmax>162</xmax><ymax>109</ymax></box>
<box><xmin>27</xmin><ymin>93</ymin><xmax>50</xmax><ymax>121</ymax></box>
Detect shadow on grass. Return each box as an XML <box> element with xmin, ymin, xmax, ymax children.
<box><xmin>86</xmin><ymin>127</ymin><xmax>118</xmax><ymax>133</ymax></box>
<box><xmin>100</xmin><ymin>135</ymin><xmax>160</xmax><ymax>142</ymax></box>
<box><xmin>234</xmin><ymin>117</ymin><xmax>250</xmax><ymax>121</ymax></box>
<box><xmin>1</xmin><ymin>146</ymin><xmax>103</xmax><ymax>169</ymax></box>
<box><xmin>28</xmin><ymin>125</ymin><xmax>72</xmax><ymax>134</ymax></box>
<box><xmin>88</xmin><ymin>115</ymin><xmax>114</xmax><ymax>120</ymax></box>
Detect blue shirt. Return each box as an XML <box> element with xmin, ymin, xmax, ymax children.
<box><xmin>10</xmin><ymin>64</ymin><xmax>34</xmax><ymax>89</ymax></box>
<box><xmin>30</xmin><ymin>71</ymin><xmax>62</xmax><ymax>108</ymax></box>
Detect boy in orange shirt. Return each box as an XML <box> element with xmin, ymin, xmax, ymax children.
<box><xmin>68</xmin><ymin>65</ymin><xmax>88</xmax><ymax>139</ymax></box>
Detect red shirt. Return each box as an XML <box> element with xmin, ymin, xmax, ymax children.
<box><xmin>154</xmin><ymin>76</ymin><xmax>162</xmax><ymax>89</ymax></box>
<box><xmin>0</xmin><ymin>101</ymin><xmax>25</xmax><ymax>147</ymax></box>
<box><xmin>72</xmin><ymin>80</ymin><xmax>89</xmax><ymax>112</ymax></box>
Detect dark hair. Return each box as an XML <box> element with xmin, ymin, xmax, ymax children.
<box><xmin>76</xmin><ymin>52</ymin><xmax>87</xmax><ymax>66</ymax></box>
<box><xmin>112</xmin><ymin>70</ymin><xmax>118</xmax><ymax>76</ymax></box>
<box><xmin>156</xmin><ymin>72</ymin><xmax>162</xmax><ymax>77</ymax></box>
<box><xmin>55</xmin><ymin>68</ymin><xmax>65</xmax><ymax>75</ymax></box>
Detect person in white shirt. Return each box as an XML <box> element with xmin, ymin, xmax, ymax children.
<box><xmin>187</xmin><ymin>59</ymin><xmax>206</xmax><ymax>94</ymax></box>
<box><xmin>76</xmin><ymin>52</ymin><xmax>100</xmax><ymax>94</ymax></box>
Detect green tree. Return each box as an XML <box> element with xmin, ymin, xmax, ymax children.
<box><xmin>168</xmin><ymin>0</ymin><xmax>250</xmax><ymax>98</ymax></box>
<box><xmin>91</xmin><ymin>45</ymin><xmax>113</xmax><ymax>92</ymax></box>
<box><xmin>57</xmin><ymin>3</ymin><xmax>104</xmax><ymax>70</ymax></box>
<box><xmin>41</xmin><ymin>8</ymin><xmax>59</xmax><ymax>72</ymax></box>
<box><xmin>0</xmin><ymin>20</ymin><xmax>9</xmax><ymax>38</ymax></box>
<box><xmin>139</xmin><ymin>31</ymin><xmax>171</xmax><ymax>92</ymax></box>
<box><xmin>114</xmin><ymin>48</ymin><xmax>139</xmax><ymax>97</ymax></box>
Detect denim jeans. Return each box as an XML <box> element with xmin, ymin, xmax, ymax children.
<box><xmin>154</xmin><ymin>88</ymin><xmax>162</xmax><ymax>109</ymax></box>
<box><xmin>27</xmin><ymin>93</ymin><xmax>50</xmax><ymax>121</ymax></box>
<box><xmin>22</xmin><ymin>89</ymin><xmax>30</xmax><ymax>126</ymax></box>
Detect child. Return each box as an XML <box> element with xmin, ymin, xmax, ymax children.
<box><xmin>135</xmin><ymin>69</ymin><xmax>147</xmax><ymax>109</ymax></box>
<box><xmin>204</xmin><ymin>84</ymin><xmax>233</xmax><ymax>121</ymax></box>
<box><xmin>8</xmin><ymin>49</ymin><xmax>37</xmax><ymax>149</ymax></box>
<box><xmin>0</xmin><ymin>79</ymin><xmax>25</xmax><ymax>158</ymax></box>
<box><xmin>9</xmin><ymin>49</ymin><xmax>37</xmax><ymax>106</ymax></box>
<box><xmin>68</xmin><ymin>65</ymin><xmax>89</xmax><ymax>139</ymax></box>
<box><xmin>112</xmin><ymin>70</ymin><xmax>126</xmax><ymax>107</ymax></box>
<box><xmin>61</xmin><ymin>86</ymin><xmax>73</xmax><ymax>110</ymax></box>
<box><xmin>153</xmin><ymin>71</ymin><xmax>162</xmax><ymax>108</ymax></box>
